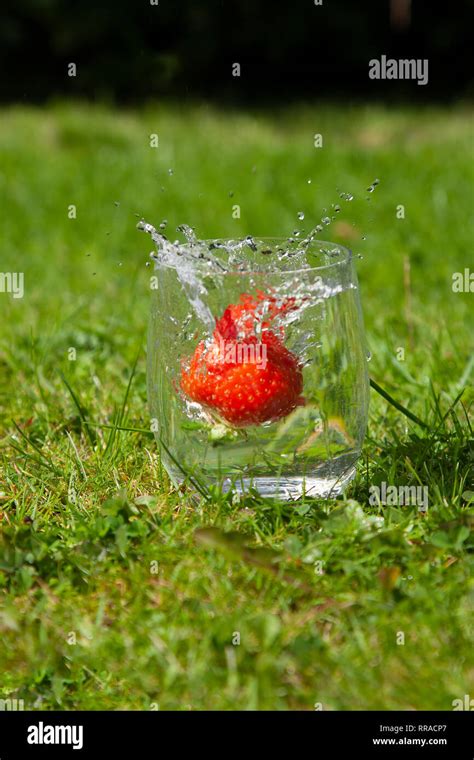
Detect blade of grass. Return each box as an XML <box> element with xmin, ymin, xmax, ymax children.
<box><xmin>86</xmin><ymin>423</ymin><xmax>153</xmax><ymax>436</ymax></box>
<box><xmin>8</xmin><ymin>440</ymin><xmax>63</xmax><ymax>476</ymax></box>
<box><xmin>60</xmin><ymin>372</ymin><xmax>97</xmax><ymax>448</ymax></box>
<box><xmin>158</xmin><ymin>437</ymin><xmax>210</xmax><ymax>500</ymax></box>
<box><xmin>65</xmin><ymin>430</ymin><xmax>87</xmax><ymax>480</ymax></box>
<box><xmin>103</xmin><ymin>350</ymin><xmax>141</xmax><ymax>459</ymax></box>
<box><xmin>11</xmin><ymin>420</ymin><xmax>60</xmax><ymax>474</ymax></box>
<box><xmin>369</xmin><ymin>377</ymin><xmax>429</xmax><ymax>430</ymax></box>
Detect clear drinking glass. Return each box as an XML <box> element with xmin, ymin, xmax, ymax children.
<box><xmin>147</xmin><ymin>237</ymin><xmax>369</xmax><ymax>499</ymax></box>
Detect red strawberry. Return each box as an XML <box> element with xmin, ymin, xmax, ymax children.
<box><xmin>180</xmin><ymin>292</ymin><xmax>304</xmax><ymax>426</ymax></box>
<box><xmin>215</xmin><ymin>291</ymin><xmax>297</xmax><ymax>341</ymax></box>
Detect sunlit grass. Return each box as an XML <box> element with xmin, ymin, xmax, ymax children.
<box><xmin>0</xmin><ymin>101</ymin><xmax>472</xmax><ymax>710</ymax></box>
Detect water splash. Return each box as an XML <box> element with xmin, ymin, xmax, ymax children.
<box><xmin>299</xmin><ymin>177</ymin><xmax>380</xmax><ymax>250</ymax></box>
<box><xmin>138</xmin><ymin>176</ymin><xmax>379</xmax><ymax>331</ymax></box>
<box><xmin>177</xmin><ymin>224</ymin><xmax>198</xmax><ymax>246</ymax></box>
<box><xmin>138</xmin><ymin>220</ymin><xmax>215</xmax><ymax>329</ymax></box>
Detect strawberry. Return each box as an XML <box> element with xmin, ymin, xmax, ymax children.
<box><xmin>215</xmin><ymin>291</ymin><xmax>297</xmax><ymax>341</ymax></box>
<box><xmin>180</xmin><ymin>292</ymin><xmax>304</xmax><ymax>426</ymax></box>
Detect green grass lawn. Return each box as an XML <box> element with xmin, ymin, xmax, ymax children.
<box><xmin>0</xmin><ymin>101</ymin><xmax>472</xmax><ymax>710</ymax></box>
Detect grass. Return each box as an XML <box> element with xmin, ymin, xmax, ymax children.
<box><xmin>0</xmin><ymin>101</ymin><xmax>473</xmax><ymax>710</ymax></box>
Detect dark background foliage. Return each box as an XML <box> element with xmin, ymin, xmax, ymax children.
<box><xmin>1</xmin><ymin>0</ymin><xmax>472</xmax><ymax>103</ymax></box>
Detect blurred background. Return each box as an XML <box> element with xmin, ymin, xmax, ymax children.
<box><xmin>1</xmin><ymin>0</ymin><xmax>473</xmax><ymax>103</ymax></box>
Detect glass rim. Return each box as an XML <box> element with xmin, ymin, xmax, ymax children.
<box><xmin>195</xmin><ymin>237</ymin><xmax>353</xmax><ymax>276</ymax></box>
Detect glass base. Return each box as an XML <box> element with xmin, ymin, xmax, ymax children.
<box><xmin>222</xmin><ymin>466</ymin><xmax>356</xmax><ymax>500</ymax></box>
<box><xmin>165</xmin><ymin>458</ymin><xmax>357</xmax><ymax>501</ymax></box>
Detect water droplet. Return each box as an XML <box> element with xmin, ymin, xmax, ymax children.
<box><xmin>366</xmin><ymin>178</ymin><xmax>380</xmax><ymax>193</ymax></box>
<box><xmin>297</xmin><ymin>211</ymin><xmax>305</xmax><ymax>221</ymax></box>
<box><xmin>366</xmin><ymin>350</ymin><xmax>372</xmax><ymax>362</ymax></box>
<box><xmin>229</xmin><ymin>191</ymin><xmax>234</xmax><ymax>197</ymax></box>
<box><xmin>114</xmin><ymin>201</ymin><xmax>120</xmax><ymax>207</ymax></box>
<box><xmin>118</xmin><ymin>262</ymin><xmax>123</xmax><ymax>267</ymax></box>
<box><xmin>321</xmin><ymin>216</ymin><xmax>331</xmax><ymax>226</ymax></box>
<box><xmin>251</xmin><ymin>165</ymin><xmax>257</xmax><ymax>173</ymax></box>
<box><xmin>159</xmin><ymin>220</ymin><xmax>168</xmax><ymax>230</ymax></box>
<box><xmin>307</xmin><ymin>179</ymin><xmax>312</xmax><ymax>184</ymax></box>
<box><xmin>177</xmin><ymin>224</ymin><xmax>198</xmax><ymax>245</ymax></box>
<box><xmin>339</xmin><ymin>192</ymin><xmax>354</xmax><ymax>201</ymax></box>
<box><xmin>333</xmin><ymin>204</ymin><xmax>341</xmax><ymax>213</ymax></box>
<box><xmin>168</xmin><ymin>168</ymin><xmax>174</xmax><ymax>176</ymax></box>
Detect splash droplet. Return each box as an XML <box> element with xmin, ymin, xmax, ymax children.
<box><xmin>366</xmin><ymin>178</ymin><xmax>380</xmax><ymax>193</ymax></box>
<box><xmin>297</xmin><ymin>211</ymin><xmax>305</xmax><ymax>220</ymax></box>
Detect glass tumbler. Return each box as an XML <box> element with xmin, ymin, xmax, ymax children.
<box><xmin>147</xmin><ymin>238</ymin><xmax>369</xmax><ymax>499</ymax></box>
